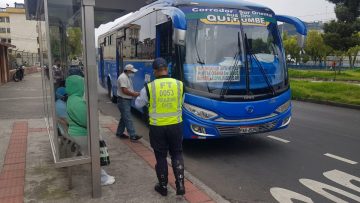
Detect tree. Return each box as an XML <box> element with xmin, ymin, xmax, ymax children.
<box><xmin>66</xmin><ymin>27</ymin><xmax>82</xmax><ymax>60</ymax></box>
<box><xmin>304</xmin><ymin>30</ymin><xmax>330</xmax><ymax>66</ymax></box>
<box><xmin>347</xmin><ymin>45</ymin><xmax>360</xmax><ymax>68</ymax></box>
<box><xmin>324</xmin><ymin>0</ymin><xmax>360</xmax><ymax>68</ymax></box>
<box><xmin>283</xmin><ymin>36</ymin><xmax>301</xmax><ymax>64</ymax></box>
<box><xmin>326</xmin><ymin>0</ymin><xmax>359</xmax><ymax>22</ymax></box>
<box><xmin>301</xmin><ymin>54</ymin><xmax>310</xmax><ymax>64</ymax></box>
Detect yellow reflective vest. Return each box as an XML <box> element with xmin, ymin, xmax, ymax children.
<box><xmin>147</xmin><ymin>78</ymin><xmax>183</xmax><ymax>126</ymax></box>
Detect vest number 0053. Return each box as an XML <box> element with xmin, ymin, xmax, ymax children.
<box><xmin>160</xmin><ymin>90</ymin><xmax>174</xmax><ymax>97</ymax></box>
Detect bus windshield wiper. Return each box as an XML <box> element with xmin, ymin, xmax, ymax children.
<box><xmin>244</xmin><ymin>34</ymin><xmax>275</xmax><ymax>95</ymax></box>
<box><xmin>220</xmin><ymin>32</ymin><xmax>242</xmax><ymax>98</ymax></box>
<box><xmin>194</xmin><ymin>20</ymin><xmax>205</xmax><ymax>65</ymax></box>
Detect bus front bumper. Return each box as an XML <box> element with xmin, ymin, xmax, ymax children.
<box><xmin>182</xmin><ymin>107</ymin><xmax>292</xmax><ymax>139</ymax></box>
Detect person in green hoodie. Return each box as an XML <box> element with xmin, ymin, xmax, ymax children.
<box><xmin>66</xmin><ymin>75</ymin><xmax>88</xmax><ymax>148</ymax></box>
<box><xmin>65</xmin><ymin>75</ymin><xmax>115</xmax><ymax>186</ymax></box>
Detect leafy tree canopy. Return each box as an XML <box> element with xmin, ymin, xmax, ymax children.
<box><xmin>327</xmin><ymin>0</ymin><xmax>359</xmax><ymax>22</ymax></box>
<box><xmin>324</xmin><ymin>0</ymin><xmax>360</xmax><ymax>68</ymax></box>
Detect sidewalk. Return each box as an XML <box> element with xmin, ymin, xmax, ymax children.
<box><xmin>0</xmin><ymin>73</ymin><xmax>224</xmax><ymax>203</ymax></box>
<box><xmin>0</xmin><ymin>115</ymin><xmax>187</xmax><ymax>202</ymax></box>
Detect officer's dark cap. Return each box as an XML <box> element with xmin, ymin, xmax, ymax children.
<box><xmin>152</xmin><ymin>58</ymin><xmax>167</xmax><ymax>70</ymax></box>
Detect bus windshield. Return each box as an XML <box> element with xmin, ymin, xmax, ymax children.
<box><xmin>181</xmin><ymin>7</ymin><xmax>287</xmax><ymax>99</ymax></box>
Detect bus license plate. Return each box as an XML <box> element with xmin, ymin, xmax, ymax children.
<box><xmin>239</xmin><ymin>126</ymin><xmax>258</xmax><ymax>134</ymax></box>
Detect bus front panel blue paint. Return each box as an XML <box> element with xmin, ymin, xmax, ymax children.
<box><xmin>182</xmin><ymin>89</ymin><xmax>292</xmax><ymax>139</ymax></box>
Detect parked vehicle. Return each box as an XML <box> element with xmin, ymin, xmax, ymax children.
<box><xmin>98</xmin><ymin>0</ymin><xmax>308</xmax><ymax>139</ymax></box>
<box><xmin>13</xmin><ymin>65</ymin><xmax>25</xmax><ymax>82</ymax></box>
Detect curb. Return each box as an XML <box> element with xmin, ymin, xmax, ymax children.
<box><xmin>103</xmin><ymin>123</ymin><xmax>229</xmax><ymax>203</ymax></box>
<box><xmin>139</xmin><ymin>138</ymin><xmax>230</xmax><ymax>203</ymax></box>
<box><xmin>292</xmin><ymin>98</ymin><xmax>360</xmax><ymax>110</ymax></box>
<box><xmin>291</xmin><ymin>78</ymin><xmax>360</xmax><ymax>84</ymax></box>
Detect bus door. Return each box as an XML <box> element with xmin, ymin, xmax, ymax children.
<box><xmin>156</xmin><ymin>21</ymin><xmax>174</xmax><ymax>76</ymax></box>
<box><xmin>116</xmin><ymin>38</ymin><xmax>124</xmax><ymax>77</ymax></box>
<box><xmin>99</xmin><ymin>44</ymin><xmax>105</xmax><ymax>86</ymax></box>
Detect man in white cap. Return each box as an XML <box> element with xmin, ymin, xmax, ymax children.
<box><xmin>116</xmin><ymin>64</ymin><xmax>142</xmax><ymax>141</ymax></box>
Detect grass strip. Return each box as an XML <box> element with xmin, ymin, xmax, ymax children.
<box><xmin>290</xmin><ymin>80</ymin><xmax>360</xmax><ymax>106</ymax></box>
<box><xmin>289</xmin><ymin>68</ymin><xmax>360</xmax><ymax>82</ymax></box>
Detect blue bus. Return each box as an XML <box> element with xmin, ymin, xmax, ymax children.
<box><xmin>98</xmin><ymin>0</ymin><xmax>307</xmax><ymax>139</ymax></box>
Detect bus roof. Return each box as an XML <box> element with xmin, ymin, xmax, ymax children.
<box><xmin>100</xmin><ymin>0</ymin><xmax>274</xmax><ymax>39</ymax></box>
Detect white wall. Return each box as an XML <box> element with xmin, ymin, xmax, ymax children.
<box><xmin>9</xmin><ymin>13</ymin><xmax>38</xmax><ymax>53</ymax></box>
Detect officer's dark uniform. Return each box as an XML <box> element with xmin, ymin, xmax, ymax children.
<box><xmin>143</xmin><ymin>58</ymin><xmax>185</xmax><ymax>196</ymax></box>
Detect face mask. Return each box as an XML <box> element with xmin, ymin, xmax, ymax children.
<box><xmin>128</xmin><ymin>73</ymin><xmax>135</xmax><ymax>78</ymax></box>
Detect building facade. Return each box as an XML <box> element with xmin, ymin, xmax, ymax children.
<box><xmin>0</xmin><ymin>3</ymin><xmax>38</xmax><ymax>54</ymax></box>
<box><xmin>0</xmin><ymin>8</ymin><xmax>11</xmax><ymax>44</ymax></box>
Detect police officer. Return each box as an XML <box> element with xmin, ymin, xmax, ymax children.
<box><xmin>135</xmin><ymin>57</ymin><xmax>185</xmax><ymax>196</ymax></box>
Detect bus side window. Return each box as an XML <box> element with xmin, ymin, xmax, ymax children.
<box><xmin>131</xmin><ymin>12</ymin><xmax>156</xmax><ymax>60</ymax></box>
<box><xmin>156</xmin><ymin>20</ymin><xmax>173</xmax><ymax>76</ymax></box>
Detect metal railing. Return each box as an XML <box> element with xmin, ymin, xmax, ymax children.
<box><xmin>8</xmin><ymin>50</ymin><xmax>40</xmax><ymax>69</ymax></box>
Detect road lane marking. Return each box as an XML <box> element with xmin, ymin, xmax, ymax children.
<box><xmin>0</xmin><ymin>96</ymin><xmax>43</xmax><ymax>101</ymax></box>
<box><xmin>271</xmin><ymin>169</ymin><xmax>360</xmax><ymax>203</ymax></box>
<box><xmin>323</xmin><ymin>170</ymin><xmax>360</xmax><ymax>193</ymax></box>
<box><xmin>267</xmin><ymin>135</ymin><xmax>290</xmax><ymax>143</ymax></box>
<box><xmin>270</xmin><ymin>187</ymin><xmax>314</xmax><ymax>203</ymax></box>
<box><xmin>300</xmin><ymin>178</ymin><xmax>360</xmax><ymax>203</ymax></box>
<box><xmin>324</xmin><ymin>153</ymin><xmax>357</xmax><ymax>165</ymax></box>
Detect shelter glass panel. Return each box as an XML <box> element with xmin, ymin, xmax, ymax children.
<box><xmin>47</xmin><ymin>0</ymin><xmax>88</xmax><ymax>159</ymax></box>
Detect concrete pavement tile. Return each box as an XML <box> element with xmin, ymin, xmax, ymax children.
<box><xmin>135</xmin><ymin>149</ymin><xmax>155</xmax><ymax>158</ymax></box>
<box><xmin>8</xmin><ymin>139</ymin><xmax>27</xmax><ymax>146</ymax></box>
<box><xmin>4</xmin><ymin>156</ymin><xmax>26</xmax><ymax>165</ymax></box>
<box><xmin>27</xmin><ymin>119</ymin><xmax>46</xmax><ymax>129</ymax></box>
<box><xmin>10</xmin><ymin>136</ymin><xmax>28</xmax><ymax>141</ymax></box>
<box><xmin>0</xmin><ymin>120</ymin><xmax>14</xmax><ymax>169</ymax></box>
<box><xmin>7</xmin><ymin>143</ymin><xmax>27</xmax><ymax>150</ymax></box>
<box><xmin>184</xmin><ymin>190</ymin><xmax>211</xmax><ymax>203</ymax></box>
<box><xmin>0</xmin><ymin>169</ymin><xmax>25</xmax><ymax>179</ymax></box>
<box><xmin>5</xmin><ymin>152</ymin><xmax>26</xmax><ymax>160</ymax></box>
<box><xmin>0</xmin><ymin>196</ymin><xmax>23</xmax><ymax>203</ymax></box>
<box><xmin>6</xmin><ymin>147</ymin><xmax>26</xmax><ymax>155</ymax></box>
<box><xmin>184</xmin><ymin>180</ymin><xmax>199</xmax><ymax>193</ymax></box>
<box><xmin>2</xmin><ymin>163</ymin><xmax>25</xmax><ymax>171</ymax></box>
<box><xmin>0</xmin><ymin>186</ymin><xmax>23</xmax><ymax>198</ymax></box>
<box><xmin>28</xmin><ymin>128</ymin><xmax>46</xmax><ymax>133</ymax></box>
<box><xmin>0</xmin><ymin>177</ymin><xmax>24</xmax><ymax>189</ymax></box>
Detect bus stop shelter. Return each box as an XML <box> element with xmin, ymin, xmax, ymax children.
<box><xmin>24</xmin><ymin>0</ymin><xmax>153</xmax><ymax>198</ymax></box>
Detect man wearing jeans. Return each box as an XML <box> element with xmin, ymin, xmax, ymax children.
<box><xmin>116</xmin><ymin>64</ymin><xmax>142</xmax><ymax>141</ymax></box>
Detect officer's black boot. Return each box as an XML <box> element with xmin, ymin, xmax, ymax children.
<box><xmin>155</xmin><ymin>164</ymin><xmax>168</xmax><ymax>196</ymax></box>
<box><xmin>172</xmin><ymin>160</ymin><xmax>185</xmax><ymax>195</ymax></box>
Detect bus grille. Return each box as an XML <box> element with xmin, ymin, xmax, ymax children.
<box><xmin>216</xmin><ymin>120</ymin><xmax>278</xmax><ymax>136</ymax></box>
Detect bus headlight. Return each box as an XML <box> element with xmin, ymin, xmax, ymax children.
<box><xmin>275</xmin><ymin>101</ymin><xmax>291</xmax><ymax>113</ymax></box>
<box><xmin>183</xmin><ymin>103</ymin><xmax>218</xmax><ymax>119</ymax></box>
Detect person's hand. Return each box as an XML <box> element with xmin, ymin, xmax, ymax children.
<box><xmin>134</xmin><ymin>92</ymin><xmax>140</xmax><ymax>97</ymax></box>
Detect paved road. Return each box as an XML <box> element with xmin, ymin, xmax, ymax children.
<box><xmin>98</xmin><ymin>84</ymin><xmax>360</xmax><ymax>203</ymax></box>
<box><xmin>0</xmin><ymin>73</ymin><xmax>44</xmax><ymax>119</ymax></box>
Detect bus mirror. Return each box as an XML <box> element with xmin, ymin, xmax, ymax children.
<box><xmin>173</xmin><ymin>28</ymin><xmax>186</xmax><ymax>46</ymax></box>
<box><xmin>297</xmin><ymin>35</ymin><xmax>306</xmax><ymax>48</ymax></box>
